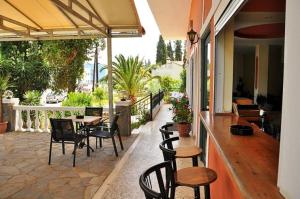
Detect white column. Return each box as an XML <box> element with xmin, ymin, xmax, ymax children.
<box><xmin>277</xmin><ymin>0</ymin><xmax>300</xmax><ymax>198</ymax></box>
<box><xmin>107</xmin><ymin>31</ymin><xmax>113</xmax><ymax>122</ymax></box>
<box><xmin>16</xmin><ymin>109</ymin><xmax>24</xmax><ymax>131</ymax></box>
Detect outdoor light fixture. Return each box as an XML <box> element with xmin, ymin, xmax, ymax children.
<box><xmin>187</xmin><ymin>20</ymin><xmax>199</xmax><ymax>46</ymax></box>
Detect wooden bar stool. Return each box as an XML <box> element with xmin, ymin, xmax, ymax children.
<box><xmin>159</xmin><ymin>137</ymin><xmax>217</xmax><ymax>199</ymax></box>
<box><xmin>160</xmin><ymin>124</ymin><xmax>202</xmax><ymax>166</ymax></box>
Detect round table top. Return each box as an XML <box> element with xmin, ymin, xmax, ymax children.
<box><xmin>175</xmin><ymin>146</ymin><xmax>202</xmax><ymax>158</ymax></box>
<box><xmin>176</xmin><ymin>167</ymin><xmax>217</xmax><ymax>187</ymax></box>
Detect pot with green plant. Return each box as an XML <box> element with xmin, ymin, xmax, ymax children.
<box><xmin>0</xmin><ymin>75</ymin><xmax>10</xmax><ymax>134</ymax></box>
<box><xmin>170</xmin><ymin>95</ymin><xmax>193</xmax><ymax>137</ymax></box>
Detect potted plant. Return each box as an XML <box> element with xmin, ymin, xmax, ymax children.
<box><xmin>170</xmin><ymin>95</ymin><xmax>193</xmax><ymax>137</ymax></box>
<box><xmin>0</xmin><ymin>75</ymin><xmax>10</xmax><ymax>134</ymax></box>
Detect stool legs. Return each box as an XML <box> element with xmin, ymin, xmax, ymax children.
<box><xmin>192</xmin><ymin>156</ymin><xmax>200</xmax><ymax>198</ymax></box>
<box><xmin>204</xmin><ymin>185</ymin><xmax>210</xmax><ymax>199</ymax></box>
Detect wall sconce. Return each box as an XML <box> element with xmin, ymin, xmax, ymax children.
<box><xmin>187</xmin><ymin>20</ymin><xmax>199</xmax><ymax>47</ymax></box>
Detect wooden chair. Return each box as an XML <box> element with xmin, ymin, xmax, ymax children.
<box><xmin>85</xmin><ymin>107</ymin><xmax>104</xmax><ymax>148</ymax></box>
<box><xmin>159</xmin><ymin>137</ymin><xmax>217</xmax><ymax>199</ymax></box>
<box><xmin>49</xmin><ymin>118</ymin><xmax>87</xmax><ymax>167</ymax></box>
<box><xmin>139</xmin><ymin>161</ymin><xmax>175</xmax><ymax>199</ymax></box>
<box><xmin>160</xmin><ymin>124</ymin><xmax>202</xmax><ymax>166</ymax></box>
<box><xmin>89</xmin><ymin>114</ymin><xmax>124</xmax><ymax>156</ymax></box>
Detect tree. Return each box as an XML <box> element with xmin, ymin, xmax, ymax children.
<box><xmin>0</xmin><ymin>41</ymin><xmax>50</xmax><ymax>100</ymax></box>
<box><xmin>103</xmin><ymin>54</ymin><xmax>158</xmax><ymax>102</ymax></box>
<box><xmin>42</xmin><ymin>39</ymin><xmax>94</xmax><ymax>92</ymax></box>
<box><xmin>166</xmin><ymin>41</ymin><xmax>174</xmax><ymax>61</ymax></box>
<box><xmin>175</xmin><ymin>40</ymin><xmax>183</xmax><ymax>61</ymax></box>
<box><xmin>156</xmin><ymin>35</ymin><xmax>167</xmax><ymax>65</ymax></box>
<box><xmin>92</xmin><ymin>38</ymin><xmax>106</xmax><ymax>91</ymax></box>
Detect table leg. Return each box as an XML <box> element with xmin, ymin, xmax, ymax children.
<box><xmin>192</xmin><ymin>156</ymin><xmax>199</xmax><ymax>166</ymax></box>
<box><xmin>87</xmin><ymin>128</ymin><xmax>90</xmax><ymax>157</ymax></box>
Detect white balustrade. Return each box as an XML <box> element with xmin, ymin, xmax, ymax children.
<box><xmin>13</xmin><ymin>105</ymin><xmax>109</xmax><ymax>133</ymax></box>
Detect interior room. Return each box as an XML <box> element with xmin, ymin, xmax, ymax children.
<box><xmin>231</xmin><ymin>0</ymin><xmax>285</xmax><ymax>140</ymax></box>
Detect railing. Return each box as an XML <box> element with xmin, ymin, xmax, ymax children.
<box><xmin>13</xmin><ymin>105</ymin><xmax>108</xmax><ymax>132</ymax></box>
<box><xmin>130</xmin><ymin>90</ymin><xmax>164</xmax><ymax>129</ymax></box>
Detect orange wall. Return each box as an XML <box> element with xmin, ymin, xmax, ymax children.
<box><xmin>208</xmin><ymin>136</ymin><xmax>243</xmax><ymax>199</ymax></box>
<box><xmin>189</xmin><ymin>0</ymin><xmax>202</xmax><ymax>32</ymax></box>
<box><xmin>204</xmin><ymin>0</ymin><xmax>212</xmax><ymax>21</ymax></box>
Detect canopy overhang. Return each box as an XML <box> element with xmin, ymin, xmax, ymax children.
<box><xmin>147</xmin><ymin>0</ymin><xmax>191</xmax><ymax>40</ymax></box>
<box><xmin>0</xmin><ymin>0</ymin><xmax>144</xmax><ymax>41</ymax></box>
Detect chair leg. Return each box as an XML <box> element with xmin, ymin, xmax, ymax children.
<box><xmin>111</xmin><ymin>137</ymin><xmax>118</xmax><ymax>157</ymax></box>
<box><xmin>48</xmin><ymin>139</ymin><xmax>53</xmax><ymax>165</ymax></box>
<box><xmin>62</xmin><ymin>141</ymin><xmax>65</xmax><ymax>155</ymax></box>
<box><xmin>118</xmin><ymin>131</ymin><xmax>124</xmax><ymax>150</ymax></box>
<box><xmin>73</xmin><ymin>143</ymin><xmax>77</xmax><ymax>167</ymax></box>
<box><xmin>204</xmin><ymin>185</ymin><xmax>210</xmax><ymax>199</ymax></box>
<box><xmin>99</xmin><ymin>138</ymin><xmax>102</xmax><ymax>147</ymax></box>
<box><xmin>194</xmin><ymin>187</ymin><xmax>200</xmax><ymax>199</ymax></box>
<box><xmin>96</xmin><ymin>137</ymin><xmax>98</xmax><ymax>149</ymax></box>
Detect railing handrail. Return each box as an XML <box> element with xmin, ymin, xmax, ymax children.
<box><xmin>13</xmin><ymin>105</ymin><xmax>109</xmax><ymax>111</ymax></box>
<box><xmin>131</xmin><ymin>94</ymin><xmax>151</xmax><ymax>106</ymax></box>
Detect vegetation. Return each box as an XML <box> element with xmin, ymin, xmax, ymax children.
<box><xmin>0</xmin><ymin>75</ymin><xmax>9</xmax><ymax>122</ymax></box>
<box><xmin>166</xmin><ymin>41</ymin><xmax>174</xmax><ymax>61</ymax></box>
<box><xmin>0</xmin><ymin>41</ymin><xmax>50</xmax><ymax>100</ymax></box>
<box><xmin>103</xmin><ymin>54</ymin><xmax>158</xmax><ymax>102</ymax></box>
<box><xmin>22</xmin><ymin>91</ymin><xmax>42</xmax><ymax>105</ymax></box>
<box><xmin>92</xmin><ymin>86</ymin><xmax>108</xmax><ymax>106</ymax></box>
<box><xmin>62</xmin><ymin>92</ymin><xmax>92</xmax><ymax>107</ymax></box>
<box><xmin>175</xmin><ymin>40</ymin><xmax>183</xmax><ymax>61</ymax></box>
<box><xmin>170</xmin><ymin>95</ymin><xmax>192</xmax><ymax>123</ymax></box>
<box><xmin>156</xmin><ymin>35</ymin><xmax>167</xmax><ymax>65</ymax></box>
<box><xmin>42</xmin><ymin>39</ymin><xmax>94</xmax><ymax>92</ymax></box>
<box><xmin>179</xmin><ymin>68</ymin><xmax>186</xmax><ymax>92</ymax></box>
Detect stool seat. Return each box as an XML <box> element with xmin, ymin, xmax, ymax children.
<box><xmin>175</xmin><ymin>146</ymin><xmax>202</xmax><ymax>158</ymax></box>
<box><xmin>176</xmin><ymin>167</ymin><xmax>217</xmax><ymax>187</ymax></box>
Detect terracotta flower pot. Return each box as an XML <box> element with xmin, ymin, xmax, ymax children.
<box><xmin>0</xmin><ymin>121</ymin><xmax>8</xmax><ymax>134</ymax></box>
<box><xmin>176</xmin><ymin>122</ymin><xmax>191</xmax><ymax>137</ymax></box>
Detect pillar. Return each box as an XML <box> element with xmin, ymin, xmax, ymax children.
<box><xmin>115</xmin><ymin>100</ymin><xmax>131</xmax><ymax>136</ymax></box>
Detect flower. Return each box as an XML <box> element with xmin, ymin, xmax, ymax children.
<box><xmin>170</xmin><ymin>95</ymin><xmax>193</xmax><ymax>123</ymax></box>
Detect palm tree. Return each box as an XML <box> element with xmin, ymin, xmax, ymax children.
<box><xmin>103</xmin><ymin>55</ymin><xmax>158</xmax><ymax>102</ymax></box>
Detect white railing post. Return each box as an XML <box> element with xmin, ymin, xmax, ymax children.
<box><xmin>13</xmin><ymin>105</ymin><xmax>110</xmax><ymax>132</ymax></box>
<box><xmin>26</xmin><ymin>110</ymin><xmax>33</xmax><ymax>132</ymax></box>
<box><xmin>44</xmin><ymin>110</ymin><xmax>50</xmax><ymax>133</ymax></box>
<box><xmin>34</xmin><ymin>110</ymin><xmax>42</xmax><ymax>132</ymax></box>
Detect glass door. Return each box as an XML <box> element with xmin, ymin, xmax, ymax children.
<box><xmin>201</xmin><ymin>34</ymin><xmax>211</xmax><ymax>111</ymax></box>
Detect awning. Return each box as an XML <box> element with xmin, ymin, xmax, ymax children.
<box><xmin>0</xmin><ymin>0</ymin><xmax>144</xmax><ymax>41</ymax></box>
<box><xmin>147</xmin><ymin>0</ymin><xmax>191</xmax><ymax>40</ymax></box>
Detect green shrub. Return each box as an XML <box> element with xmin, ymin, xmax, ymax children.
<box><xmin>22</xmin><ymin>90</ymin><xmax>42</xmax><ymax>105</ymax></box>
<box><xmin>62</xmin><ymin>92</ymin><xmax>92</xmax><ymax>107</ymax></box>
<box><xmin>92</xmin><ymin>86</ymin><xmax>107</xmax><ymax>106</ymax></box>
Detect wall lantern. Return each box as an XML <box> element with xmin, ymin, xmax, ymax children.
<box><xmin>187</xmin><ymin>20</ymin><xmax>199</xmax><ymax>46</ymax></box>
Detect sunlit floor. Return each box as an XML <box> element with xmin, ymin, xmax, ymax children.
<box><xmin>0</xmin><ymin>129</ymin><xmax>137</xmax><ymax>199</ymax></box>
<box><xmin>94</xmin><ymin>104</ymin><xmax>204</xmax><ymax>199</ymax></box>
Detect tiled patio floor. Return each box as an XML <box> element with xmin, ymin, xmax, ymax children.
<box><xmin>94</xmin><ymin>104</ymin><xmax>203</xmax><ymax>199</ymax></box>
<box><xmin>0</xmin><ymin>129</ymin><xmax>137</xmax><ymax>199</ymax></box>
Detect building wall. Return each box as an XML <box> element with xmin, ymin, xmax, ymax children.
<box><xmin>277</xmin><ymin>0</ymin><xmax>300</xmax><ymax>198</ymax></box>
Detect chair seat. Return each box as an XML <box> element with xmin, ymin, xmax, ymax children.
<box><xmin>176</xmin><ymin>167</ymin><xmax>217</xmax><ymax>187</ymax></box>
<box><xmin>90</xmin><ymin>130</ymin><xmax>111</xmax><ymax>138</ymax></box>
<box><xmin>175</xmin><ymin>146</ymin><xmax>202</xmax><ymax>158</ymax></box>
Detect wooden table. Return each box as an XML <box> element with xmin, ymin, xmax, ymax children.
<box><xmin>200</xmin><ymin>111</ymin><xmax>283</xmax><ymax>199</ymax></box>
<box><xmin>67</xmin><ymin>116</ymin><xmax>102</xmax><ymax>156</ymax></box>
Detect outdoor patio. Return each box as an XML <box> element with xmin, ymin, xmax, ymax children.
<box><xmin>0</xmin><ymin>131</ymin><xmax>137</xmax><ymax>198</ymax></box>
<box><xmin>0</xmin><ymin>105</ymin><xmax>202</xmax><ymax>199</ymax></box>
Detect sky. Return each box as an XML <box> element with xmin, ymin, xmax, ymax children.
<box><xmin>95</xmin><ymin>0</ymin><xmax>161</xmax><ymax>65</ymax></box>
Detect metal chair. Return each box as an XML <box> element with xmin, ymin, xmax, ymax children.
<box><xmin>139</xmin><ymin>161</ymin><xmax>175</xmax><ymax>199</ymax></box>
<box><xmin>49</xmin><ymin>118</ymin><xmax>87</xmax><ymax>167</ymax></box>
<box><xmin>89</xmin><ymin>114</ymin><xmax>124</xmax><ymax>156</ymax></box>
<box><xmin>85</xmin><ymin>107</ymin><xmax>104</xmax><ymax>148</ymax></box>
<box><xmin>159</xmin><ymin>137</ymin><xmax>217</xmax><ymax>199</ymax></box>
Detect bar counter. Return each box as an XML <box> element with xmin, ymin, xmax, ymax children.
<box><xmin>200</xmin><ymin>111</ymin><xmax>283</xmax><ymax>199</ymax></box>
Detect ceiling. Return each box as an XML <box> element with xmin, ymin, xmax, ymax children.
<box><xmin>147</xmin><ymin>0</ymin><xmax>192</xmax><ymax>40</ymax></box>
<box><xmin>0</xmin><ymin>0</ymin><xmax>144</xmax><ymax>41</ymax></box>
